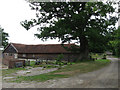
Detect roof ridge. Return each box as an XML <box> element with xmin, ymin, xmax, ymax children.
<box><xmin>11</xmin><ymin>43</ymin><xmax>75</xmax><ymax>46</ymax></box>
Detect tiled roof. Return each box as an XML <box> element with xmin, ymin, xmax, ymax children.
<box><xmin>12</xmin><ymin>43</ymin><xmax>78</xmax><ymax>54</ymax></box>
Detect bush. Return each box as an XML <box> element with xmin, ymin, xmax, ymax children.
<box><xmin>67</xmin><ymin>62</ymin><xmax>72</xmax><ymax>65</ymax></box>
<box><xmin>102</xmin><ymin>54</ymin><xmax>106</xmax><ymax>59</ymax></box>
<box><xmin>56</xmin><ymin>54</ymin><xmax>64</xmax><ymax>69</ymax></box>
<box><xmin>56</xmin><ymin>54</ymin><xmax>64</xmax><ymax>64</ymax></box>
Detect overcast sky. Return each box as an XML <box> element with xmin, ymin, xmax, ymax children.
<box><xmin>0</xmin><ymin>0</ymin><xmax>118</xmax><ymax>45</ymax></box>
<box><xmin>0</xmin><ymin>0</ymin><xmax>60</xmax><ymax>45</ymax></box>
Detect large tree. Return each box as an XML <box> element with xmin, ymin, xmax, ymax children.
<box><xmin>0</xmin><ymin>26</ymin><xmax>9</xmax><ymax>48</ymax></box>
<box><xmin>21</xmin><ymin>2</ymin><xmax>118</xmax><ymax>61</ymax></box>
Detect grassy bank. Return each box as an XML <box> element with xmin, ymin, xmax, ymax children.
<box><xmin>11</xmin><ymin>59</ymin><xmax>111</xmax><ymax>83</ymax></box>
<box><xmin>50</xmin><ymin>59</ymin><xmax>111</xmax><ymax>75</ymax></box>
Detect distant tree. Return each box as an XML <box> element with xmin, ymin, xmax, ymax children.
<box><xmin>109</xmin><ymin>27</ymin><xmax>120</xmax><ymax>57</ymax></box>
<box><xmin>21</xmin><ymin>2</ymin><xmax>118</xmax><ymax>61</ymax></box>
<box><xmin>89</xmin><ymin>27</ymin><xmax>115</xmax><ymax>53</ymax></box>
<box><xmin>0</xmin><ymin>26</ymin><xmax>9</xmax><ymax>48</ymax></box>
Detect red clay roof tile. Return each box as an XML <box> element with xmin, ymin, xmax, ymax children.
<box><xmin>12</xmin><ymin>43</ymin><xmax>78</xmax><ymax>54</ymax></box>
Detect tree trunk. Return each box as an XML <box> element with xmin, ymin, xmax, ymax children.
<box><xmin>78</xmin><ymin>36</ymin><xmax>89</xmax><ymax>61</ymax></box>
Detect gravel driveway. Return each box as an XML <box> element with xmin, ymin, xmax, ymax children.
<box><xmin>2</xmin><ymin>57</ymin><xmax>119</xmax><ymax>88</ymax></box>
<box><xmin>15</xmin><ymin>67</ymin><xmax>57</xmax><ymax>76</ymax></box>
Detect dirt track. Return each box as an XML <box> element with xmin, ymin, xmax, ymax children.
<box><xmin>2</xmin><ymin>57</ymin><xmax>119</xmax><ymax>88</ymax></box>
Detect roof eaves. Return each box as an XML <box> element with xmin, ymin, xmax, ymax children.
<box><xmin>2</xmin><ymin>43</ymin><xmax>10</xmax><ymax>53</ymax></box>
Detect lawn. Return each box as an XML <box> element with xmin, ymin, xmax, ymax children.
<box><xmin>10</xmin><ymin>59</ymin><xmax>111</xmax><ymax>83</ymax></box>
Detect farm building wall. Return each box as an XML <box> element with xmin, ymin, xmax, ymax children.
<box><xmin>18</xmin><ymin>53</ymin><xmax>80</xmax><ymax>62</ymax></box>
<box><xmin>3</xmin><ymin>53</ymin><xmax>16</xmax><ymax>59</ymax></box>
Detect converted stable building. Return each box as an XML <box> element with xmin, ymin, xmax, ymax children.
<box><xmin>3</xmin><ymin>43</ymin><xmax>79</xmax><ymax>68</ymax></box>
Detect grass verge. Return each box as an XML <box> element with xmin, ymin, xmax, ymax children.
<box><xmin>14</xmin><ymin>74</ymin><xmax>68</xmax><ymax>83</ymax></box>
<box><xmin>10</xmin><ymin>59</ymin><xmax>111</xmax><ymax>83</ymax></box>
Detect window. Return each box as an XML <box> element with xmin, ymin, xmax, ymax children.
<box><xmin>23</xmin><ymin>54</ymin><xmax>26</xmax><ymax>57</ymax></box>
<box><xmin>14</xmin><ymin>54</ymin><xmax>18</xmax><ymax>59</ymax></box>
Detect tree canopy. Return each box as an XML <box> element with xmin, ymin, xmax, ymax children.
<box><xmin>0</xmin><ymin>26</ymin><xmax>9</xmax><ymax>48</ymax></box>
<box><xmin>21</xmin><ymin>2</ymin><xmax>118</xmax><ymax>60</ymax></box>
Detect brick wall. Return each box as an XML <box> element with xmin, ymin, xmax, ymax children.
<box><xmin>8</xmin><ymin>60</ymin><xmax>25</xmax><ymax>68</ymax></box>
<box><xmin>2</xmin><ymin>58</ymin><xmax>25</xmax><ymax>68</ymax></box>
<box><xmin>3</xmin><ymin>53</ymin><xmax>15</xmax><ymax>59</ymax></box>
<box><xmin>2</xmin><ymin>58</ymin><xmax>10</xmax><ymax>65</ymax></box>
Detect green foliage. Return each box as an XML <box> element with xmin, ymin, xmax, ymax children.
<box><xmin>56</xmin><ymin>54</ymin><xmax>64</xmax><ymax>68</ymax></box>
<box><xmin>90</xmin><ymin>53</ymin><xmax>106</xmax><ymax>60</ymax></box>
<box><xmin>102</xmin><ymin>54</ymin><xmax>107</xmax><ymax>59</ymax></box>
<box><xmin>95</xmin><ymin>54</ymin><xmax>99</xmax><ymax>59</ymax></box>
<box><xmin>0</xmin><ymin>26</ymin><xmax>9</xmax><ymax>48</ymax></box>
<box><xmin>56</xmin><ymin>54</ymin><xmax>64</xmax><ymax>64</ymax></box>
<box><xmin>21</xmin><ymin>2</ymin><xmax>118</xmax><ymax>60</ymax></box>
<box><xmin>109</xmin><ymin>27</ymin><xmax>120</xmax><ymax>57</ymax></box>
<box><xmin>30</xmin><ymin>61</ymin><xmax>35</xmax><ymax>66</ymax></box>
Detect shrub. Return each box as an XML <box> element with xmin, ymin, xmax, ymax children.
<box><xmin>56</xmin><ymin>54</ymin><xmax>64</xmax><ymax>69</ymax></box>
<box><xmin>102</xmin><ymin>54</ymin><xmax>106</xmax><ymax>59</ymax></box>
<box><xmin>56</xmin><ymin>54</ymin><xmax>64</xmax><ymax>64</ymax></box>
